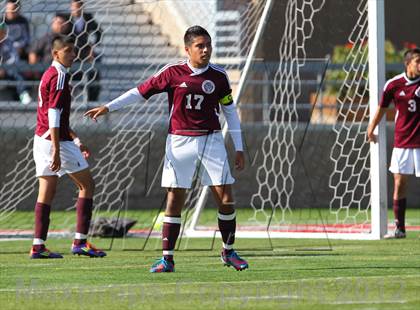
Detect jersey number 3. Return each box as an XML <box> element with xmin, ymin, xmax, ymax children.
<box><xmin>186</xmin><ymin>94</ymin><xmax>204</xmax><ymax>110</ymax></box>
<box><xmin>408</xmin><ymin>99</ymin><xmax>417</xmax><ymax>112</ymax></box>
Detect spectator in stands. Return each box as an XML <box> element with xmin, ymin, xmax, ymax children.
<box><xmin>68</xmin><ymin>0</ymin><xmax>102</xmax><ymax>101</ymax></box>
<box><xmin>5</xmin><ymin>0</ymin><xmax>31</xmax><ymax>61</ymax></box>
<box><xmin>28</xmin><ymin>14</ymin><xmax>71</xmax><ymax>65</ymax></box>
<box><xmin>69</xmin><ymin>0</ymin><xmax>102</xmax><ymax>61</ymax></box>
<box><xmin>0</xmin><ymin>23</ymin><xmax>32</xmax><ymax>105</ymax></box>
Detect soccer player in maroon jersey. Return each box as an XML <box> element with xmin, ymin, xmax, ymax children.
<box><xmin>367</xmin><ymin>48</ymin><xmax>420</xmax><ymax>239</ymax></box>
<box><xmin>85</xmin><ymin>26</ymin><xmax>248</xmax><ymax>272</ymax></box>
<box><xmin>30</xmin><ymin>35</ymin><xmax>106</xmax><ymax>258</ymax></box>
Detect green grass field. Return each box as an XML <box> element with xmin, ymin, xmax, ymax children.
<box><xmin>1</xmin><ymin>209</ymin><xmax>419</xmax><ymax>309</ymax></box>
<box><xmin>1</xmin><ymin>235</ymin><xmax>420</xmax><ymax>309</ymax></box>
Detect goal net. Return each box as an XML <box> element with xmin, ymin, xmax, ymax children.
<box><xmin>185</xmin><ymin>0</ymin><xmax>388</xmax><ymax>241</ymax></box>
<box><xmin>0</xmin><ymin>0</ymin><xmax>387</xmax><ymax>244</ymax></box>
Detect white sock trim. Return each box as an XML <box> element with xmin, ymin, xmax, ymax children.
<box><xmin>163</xmin><ymin>216</ymin><xmax>182</xmax><ymax>224</ymax></box>
<box><xmin>223</xmin><ymin>243</ymin><xmax>234</xmax><ymax>250</ymax></box>
<box><xmin>218</xmin><ymin>211</ymin><xmax>236</xmax><ymax>221</ymax></box>
<box><xmin>163</xmin><ymin>250</ymin><xmax>174</xmax><ymax>255</ymax></box>
<box><xmin>74</xmin><ymin>232</ymin><xmax>88</xmax><ymax>239</ymax></box>
<box><xmin>33</xmin><ymin>238</ymin><xmax>45</xmax><ymax>245</ymax></box>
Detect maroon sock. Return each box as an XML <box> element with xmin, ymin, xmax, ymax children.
<box><xmin>162</xmin><ymin>216</ymin><xmax>181</xmax><ymax>262</ymax></box>
<box><xmin>74</xmin><ymin>197</ymin><xmax>93</xmax><ymax>245</ymax></box>
<box><xmin>218</xmin><ymin>211</ymin><xmax>236</xmax><ymax>250</ymax></box>
<box><xmin>393</xmin><ymin>198</ymin><xmax>406</xmax><ymax>232</ymax></box>
<box><xmin>34</xmin><ymin>202</ymin><xmax>51</xmax><ymax>251</ymax></box>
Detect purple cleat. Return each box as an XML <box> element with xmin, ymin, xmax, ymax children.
<box><xmin>221</xmin><ymin>250</ymin><xmax>248</xmax><ymax>271</ymax></box>
<box><xmin>71</xmin><ymin>241</ymin><xmax>106</xmax><ymax>258</ymax></box>
<box><xmin>30</xmin><ymin>246</ymin><xmax>63</xmax><ymax>259</ymax></box>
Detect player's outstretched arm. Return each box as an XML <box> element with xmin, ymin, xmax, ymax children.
<box><xmin>84</xmin><ymin>88</ymin><xmax>144</xmax><ymax>122</ymax></box>
<box><xmin>367</xmin><ymin>106</ymin><xmax>387</xmax><ymax>143</ymax></box>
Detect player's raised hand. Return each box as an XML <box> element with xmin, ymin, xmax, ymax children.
<box><xmin>84</xmin><ymin>106</ymin><xmax>109</xmax><ymax>121</ymax></box>
<box><xmin>235</xmin><ymin>151</ymin><xmax>245</xmax><ymax>171</ymax></box>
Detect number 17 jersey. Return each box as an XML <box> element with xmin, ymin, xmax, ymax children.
<box><xmin>138</xmin><ymin>60</ymin><xmax>233</xmax><ymax>136</ymax></box>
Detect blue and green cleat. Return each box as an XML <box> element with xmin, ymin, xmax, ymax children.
<box><xmin>150</xmin><ymin>257</ymin><xmax>175</xmax><ymax>273</ymax></box>
<box><xmin>71</xmin><ymin>241</ymin><xmax>107</xmax><ymax>258</ymax></box>
<box><xmin>30</xmin><ymin>246</ymin><xmax>63</xmax><ymax>259</ymax></box>
<box><xmin>221</xmin><ymin>250</ymin><xmax>248</xmax><ymax>271</ymax></box>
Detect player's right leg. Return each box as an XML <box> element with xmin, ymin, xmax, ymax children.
<box><xmin>150</xmin><ymin>134</ymin><xmax>196</xmax><ymax>272</ymax></box>
<box><xmin>31</xmin><ymin>136</ymin><xmax>63</xmax><ymax>258</ymax></box>
<box><xmin>30</xmin><ymin>176</ymin><xmax>63</xmax><ymax>259</ymax></box>
<box><xmin>150</xmin><ymin>188</ymin><xmax>185</xmax><ymax>273</ymax></box>
<box><xmin>385</xmin><ymin>173</ymin><xmax>408</xmax><ymax>239</ymax></box>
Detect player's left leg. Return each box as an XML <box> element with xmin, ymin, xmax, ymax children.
<box><xmin>68</xmin><ymin>168</ymin><xmax>106</xmax><ymax>257</ymax></box>
<box><xmin>386</xmin><ymin>147</ymin><xmax>415</xmax><ymax>239</ymax></box>
<box><xmin>211</xmin><ymin>184</ymin><xmax>248</xmax><ymax>271</ymax></box>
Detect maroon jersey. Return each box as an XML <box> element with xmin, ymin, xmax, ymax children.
<box><xmin>35</xmin><ymin>61</ymin><xmax>72</xmax><ymax>141</ymax></box>
<box><xmin>138</xmin><ymin>60</ymin><xmax>233</xmax><ymax>136</ymax></box>
<box><xmin>380</xmin><ymin>73</ymin><xmax>420</xmax><ymax>148</ymax></box>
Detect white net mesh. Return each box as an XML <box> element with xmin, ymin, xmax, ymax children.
<box><xmin>247</xmin><ymin>0</ymin><xmax>374</xmax><ymax>236</ymax></box>
<box><xmin>250</xmin><ymin>0</ymin><xmax>326</xmax><ymax>225</ymax></box>
<box><xmin>329</xmin><ymin>0</ymin><xmax>371</xmax><ymax>224</ymax></box>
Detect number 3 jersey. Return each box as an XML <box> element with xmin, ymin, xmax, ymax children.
<box><xmin>138</xmin><ymin>60</ymin><xmax>233</xmax><ymax>136</ymax></box>
<box><xmin>380</xmin><ymin>73</ymin><xmax>420</xmax><ymax>148</ymax></box>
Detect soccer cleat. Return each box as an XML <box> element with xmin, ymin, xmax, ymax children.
<box><xmin>221</xmin><ymin>250</ymin><xmax>248</xmax><ymax>271</ymax></box>
<box><xmin>71</xmin><ymin>241</ymin><xmax>107</xmax><ymax>257</ymax></box>
<box><xmin>150</xmin><ymin>257</ymin><xmax>175</xmax><ymax>273</ymax></box>
<box><xmin>384</xmin><ymin>228</ymin><xmax>406</xmax><ymax>239</ymax></box>
<box><xmin>30</xmin><ymin>246</ymin><xmax>63</xmax><ymax>259</ymax></box>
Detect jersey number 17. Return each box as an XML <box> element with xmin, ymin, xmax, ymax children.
<box><xmin>186</xmin><ymin>94</ymin><xmax>204</xmax><ymax>110</ymax></box>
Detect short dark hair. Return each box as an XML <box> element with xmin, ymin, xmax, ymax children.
<box><xmin>184</xmin><ymin>25</ymin><xmax>211</xmax><ymax>46</ymax></box>
<box><xmin>54</xmin><ymin>13</ymin><xmax>68</xmax><ymax>21</ymax></box>
<box><xmin>404</xmin><ymin>48</ymin><xmax>420</xmax><ymax>66</ymax></box>
<box><xmin>51</xmin><ymin>35</ymin><xmax>75</xmax><ymax>51</ymax></box>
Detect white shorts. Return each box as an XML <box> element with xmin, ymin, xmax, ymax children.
<box><xmin>33</xmin><ymin>135</ymin><xmax>89</xmax><ymax>177</ymax></box>
<box><xmin>389</xmin><ymin>147</ymin><xmax>420</xmax><ymax>177</ymax></box>
<box><xmin>161</xmin><ymin>132</ymin><xmax>235</xmax><ymax>188</ymax></box>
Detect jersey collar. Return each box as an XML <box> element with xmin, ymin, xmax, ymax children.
<box><xmin>187</xmin><ymin>60</ymin><xmax>209</xmax><ymax>76</ymax></box>
<box><xmin>52</xmin><ymin>60</ymin><xmax>69</xmax><ymax>74</ymax></box>
<box><xmin>404</xmin><ymin>72</ymin><xmax>420</xmax><ymax>85</ymax></box>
